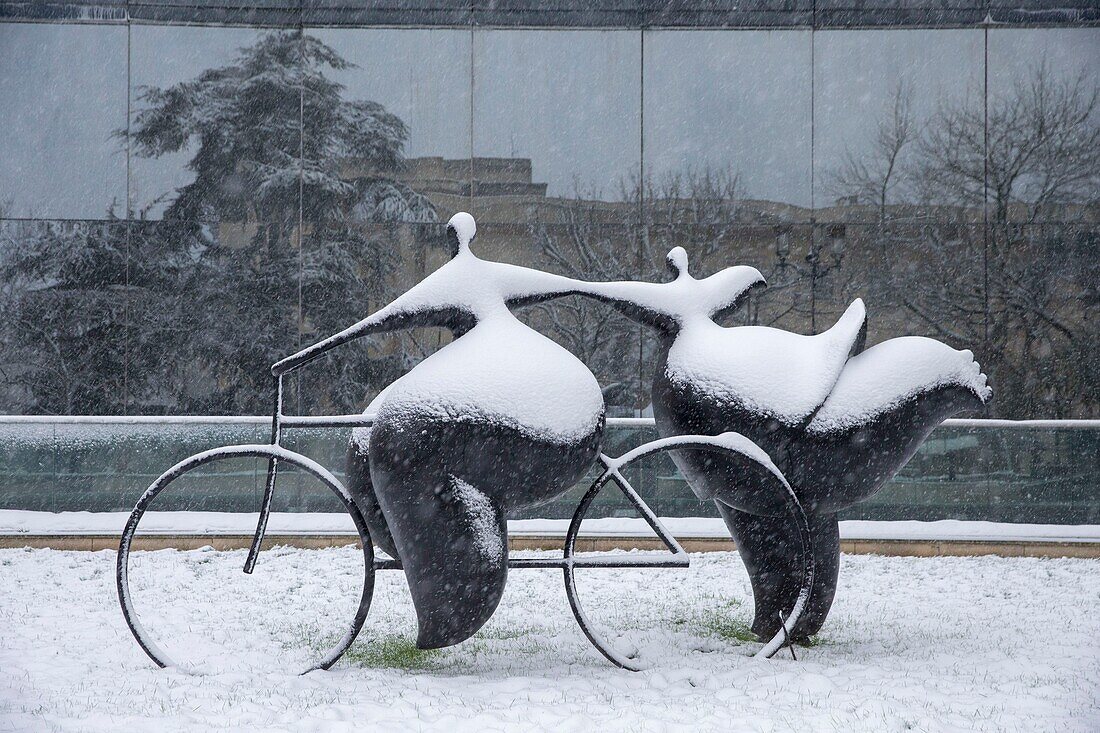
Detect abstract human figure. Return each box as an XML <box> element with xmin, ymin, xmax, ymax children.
<box><xmin>312</xmin><ymin>212</ymin><xmax>605</xmax><ymax>649</ymax></box>
<box><xmin>585</xmin><ymin>247</ymin><xmax>992</xmax><ymax>641</ymax></box>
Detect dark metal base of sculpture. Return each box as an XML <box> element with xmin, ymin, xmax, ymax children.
<box><xmin>365</xmin><ymin>416</ymin><xmax>604</xmax><ymax>649</ymax></box>
<box><xmin>717</xmin><ymin>504</ymin><xmax>839</xmax><ymax>641</ymax></box>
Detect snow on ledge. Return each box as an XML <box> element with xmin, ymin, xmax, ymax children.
<box><xmin>1</xmin><ymin>510</ymin><xmax>1097</xmax><ymax>544</ymax></box>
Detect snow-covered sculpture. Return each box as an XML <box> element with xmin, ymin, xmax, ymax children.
<box><xmin>308</xmin><ymin>211</ymin><xmax>988</xmax><ymax>652</ymax></box>
<box><xmin>584</xmin><ymin>248</ymin><xmax>993</xmax><ymax>641</ymax></box>
<box><xmin>333</xmin><ymin>213</ymin><xmax>606</xmax><ymax>648</ymax></box>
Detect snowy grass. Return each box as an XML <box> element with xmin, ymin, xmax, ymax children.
<box><xmin>1</xmin><ymin>547</ymin><xmax>1098</xmax><ymax>732</ymax></box>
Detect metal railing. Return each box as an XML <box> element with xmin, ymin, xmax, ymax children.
<box><xmin>0</xmin><ymin>416</ymin><xmax>1097</xmax><ymax>524</ymax></box>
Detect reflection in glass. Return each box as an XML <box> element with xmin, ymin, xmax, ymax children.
<box><xmin>3</xmin><ymin>418</ymin><xmax>1096</xmax><ymax>524</ymax></box>
<box><xmin>129</xmin><ymin>30</ymin><xmax>308</xmax><ymax>415</ymax></box>
<box><xmin>0</xmin><ymin>23</ymin><xmax>127</xmax><ymax>219</ymax></box>
<box><xmin>987</xmin><ymin>29</ymin><xmax>1100</xmax><ymax>223</ymax></box>
<box><xmin>129</xmin><ymin>218</ymin><xmax>300</xmax><ymax>416</ymax></box>
<box><xmin>814</xmin><ymin>29</ymin><xmax>983</xmax><ymax>218</ymax></box>
<box><xmin>308</xmin><ymin>29</ymin><xmax>471</xmax><ymax>166</ymax></box>
<box><xmin>129</xmin><ymin>25</ymin><xmax>279</xmax><ymax>219</ymax></box>
<box><xmin>0</xmin><ymin>220</ymin><xmax>128</xmax><ymax>414</ymax></box>
<box><xmin>980</xmin><ymin>223</ymin><xmax>1098</xmax><ymax>418</ymax></box>
<box><xmin>473</xmin><ymin>29</ymin><xmax>641</xmax><ymax>203</ymax></box>
<box><xmin>302</xmin><ymin>29</ymin><xmax>469</xmax><ymax>225</ymax></box>
<box><xmin>644</xmin><ymin>30</ymin><xmax>812</xmax><ymax>212</ymax></box>
<box><xmin>470</xmin><ymin>30</ymin><xmax>642</xmax><ymax>413</ymax></box>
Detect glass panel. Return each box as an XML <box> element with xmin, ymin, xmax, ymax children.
<box><xmin>129</xmin><ymin>219</ymin><xmax>301</xmax><ymax>416</ymax></box>
<box><xmin>644</xmin><ymin>30</ymin><xmax>812</xmax><ymax>216</ymax></box>
<box><xmin>0</xmin><ymin>220</ymin><xmax>128</xmax><ymax>414</ymax></box>
<box><xmin>473</xmin><ymin>29</ymin><xmax>640</xmax><ymax>203</ymax></box>
<box><xmin>296</xmin><ymin>222</ymin><xmax>453</xmax><ymax>417</ymax></box>
<box><xmin>0</xmin><ymin>23</ymin><xmax>126</xmax><ymax>219</ymax></box>
<box><xmin>2</xmin><ymin>419</ymin><xmax>1097</xmax><ymax>525</ymax></box>
<box><xmin>129</xmin><ymin>25</ymin><xmax>300</xmax><ymax>222</ymax></box>
<box><xmin>814</xmin><ymin>29</ymin><xmax>984</xmax><ymax>223</ymax></box>
<box><xmin>471</xmin><ymin>29</ymin><xmax>643</xmax><ymax>415</ymax></box>
<box><xmin>290</xmin><ymin>31</ymin><xmax>472</xmax><ymax>416</ymax></box>
<box><xmin>983</xmin><ymin>223</ymin><xmax>1097</xmax><ymax>419</ymax></box>
<box><xmin>844</xmin><ymin>423</ymin><xmax>1100</xmax><ymax>525</ymax></box>
<box><xmin>303</xmin><ymin>28</ymin><xmax>471</xmax><ymax>224</ymax></box>
<box><xmin>987</xmin><ymin>28</ymin><xmax>1100</xmax><ymax>224</ymax></box>
<box><xmin>814</xmin><ymin>222</ymin><xmax>986</xmax><ymax>348</ymax></box>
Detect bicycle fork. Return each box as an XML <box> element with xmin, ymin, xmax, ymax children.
<box><xmin>245</xmin><ymin>375</ymin><xmax>285</xmax><ymax>574</ymax></box>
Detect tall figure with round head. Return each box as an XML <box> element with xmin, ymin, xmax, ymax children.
<box><xmin>306</xmin><ymin>212</ymin><xmax>605</xmax><ymax>649</ymax></box>
<box><xmin>584</xmin><ymin>247</ymin><xmax>992</xmax><ymax>641</ymax></box>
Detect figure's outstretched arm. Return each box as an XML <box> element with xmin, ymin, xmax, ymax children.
<box><xmin>566</xmin><ymin>248</ymin><xmax>766</xmax><ymax>333</ymax></box>
<box><xmin>271</xmin><ymin>214</ymin><xmax>480</xmax><ymax>377</ymax></box>
<box><xmin>270</xmin><ymin>299</ymin><xmax>473</xmax><ymax>376</ymax></box>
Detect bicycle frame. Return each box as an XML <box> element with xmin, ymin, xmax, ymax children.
<box><xmin>246</xmin><ymin>369</ymin><xmax>691</xmax><ymax>578</ymax></box>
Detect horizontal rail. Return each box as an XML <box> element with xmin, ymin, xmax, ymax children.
<box><xmin>1</xmin><ymin>415</ymin><xmax>1098</xmax><ymax>429</ymax></box>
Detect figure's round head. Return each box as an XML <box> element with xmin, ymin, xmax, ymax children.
<box><xmin>447</xmin><ymin>212</ymin><xmax>477</xmax><ymax>257</ymax></box>
<box><xmin>665</xmin><ymin>247</ymin><xmax>690</xmax><ymax>279</ymax></box>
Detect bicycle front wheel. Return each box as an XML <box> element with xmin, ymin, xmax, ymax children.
<box><xmin>116</xmin><ymin>444</ymin><xmax>375</xmax><ymax>674</ymax></box>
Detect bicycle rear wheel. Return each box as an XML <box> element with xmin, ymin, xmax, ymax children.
<box><xmin>563</xmin><ymin>433</ymin><xmax>813</xmax><ymax>669</ymax></box>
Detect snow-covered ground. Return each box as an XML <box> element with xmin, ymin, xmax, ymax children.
<box><xmin>4</xmin><ymin>509</ymin><xmax>1100</xmax><ymax>543</ymax></box>
<box><xmin>2</xmin><ymin>547</ymin><xmax>1098</xmax><ymax>732</ymax></box>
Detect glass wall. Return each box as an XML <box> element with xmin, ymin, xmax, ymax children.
<box><xmin>0</xmin><ymin>9</ymin><xmax>1096</xmax><ymax>425</ymax></box>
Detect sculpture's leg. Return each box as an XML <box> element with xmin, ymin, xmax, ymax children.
<box><xmin>717</xmin><ymin>503</ymin><xmax>840</xmax><ymax>642</ymax></box>
<box><xmin>369</xmin><ymin>419</ymin><xmax>510</xmax><ymax>649</ymax></box>
<box><xmin>389</xmin><ymin>473</ymin><xmax>509</xmax><ymax>649</ymax></box>
<box><xmin>345</xmin><ymin>435</ymin><xmax>399</xmax><ymax>560</ymax></box>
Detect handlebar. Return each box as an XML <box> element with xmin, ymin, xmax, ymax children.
<box><xmin>271</xmin><ymin>328</ymin><xmax>363</xmax><ymax>377</ymax></box>
<box><xmin>270</xmin><ymin>307</ymin><xmax>429</xmax><ymax>377</ymax></box>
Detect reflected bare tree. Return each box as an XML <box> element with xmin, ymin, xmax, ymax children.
<box><xmin>828</xmin><ymin>80</ymin><xmax>920</xmax><ymax>225</ymax></box>
<box><xmin>827</xmin><ymin>63</ymin><xmax>1099</xmax><ymax>417</ymax></box>
<box><xmin>921</xmin><ymin>62</ymin><xmax>1100</xmax><ymax>223</ymax></box>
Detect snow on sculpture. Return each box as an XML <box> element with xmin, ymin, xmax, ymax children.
<box><xmin>582</xmin><ymin>247</ymin><xmax>993</xmax><ymax>641</ymax></box>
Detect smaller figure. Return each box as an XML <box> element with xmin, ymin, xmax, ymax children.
<box><xmin>584</xmin><ymin>247</ymin><xmax>992</xmax><ymax>641</ymax></box>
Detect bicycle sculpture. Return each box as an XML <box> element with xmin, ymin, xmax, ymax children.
<box><xmin>117</xmin><ymin>212</ymin><xmax>989</xmax><ymax>673</ymax></box>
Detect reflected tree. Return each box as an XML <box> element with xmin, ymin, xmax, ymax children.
<box><xmin>125</xmin><ymin>30</ymin><xmax>436</xmax><ymax>413</ymax></box>
<box><xmin>827</xmin><ymin>63</ymin><xmax>1099</xmax><ymax>418</ymax></box>
<box><xmin>0</xmin><ymin>31</ymin><xmax>439</xmax><ymax>415</ymax></box>
<box><xmin>827</xmin><ymin>80</ymin><xmax>920</xmax><ymax>225</ymax></box>
<box><xmin>0</xmin><ymin>212</ymin><xmax>204</xmax><ymax>414</ymax></box>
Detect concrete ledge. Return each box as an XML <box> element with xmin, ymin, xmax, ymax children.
<box><xmin>3</xmin><ymin>534</ymin><xmax>1098</xmax><ymax>558</ymax></box>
